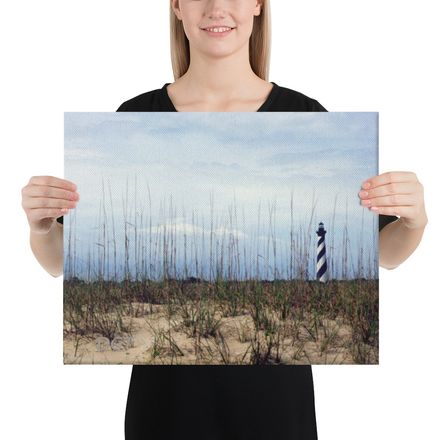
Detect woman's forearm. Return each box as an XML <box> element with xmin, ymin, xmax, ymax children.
<box><xmin>30</xmin><ymin>221</ymin><xmax>64</xmax><ymax>277</ymax></box>
<box><xmin>379</xmin><ymin>217</ymin><xmax>427</xmax><ymax>270</ymax></box>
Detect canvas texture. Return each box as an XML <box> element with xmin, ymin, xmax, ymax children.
<box><xmin>63</xmin><ymin>112</ymin><xmax>378</xmax><ymax>365</ymax></box>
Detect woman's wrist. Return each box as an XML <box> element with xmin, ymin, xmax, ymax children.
<box><xmin>29</xmin><ymin>219</ymin><xmax>64</xmax><ymax>277</ymax></box>
<box><xmin>400</xmin><ymin>209</ymin><xmax>428</xmax><ymax>230</ymax></box>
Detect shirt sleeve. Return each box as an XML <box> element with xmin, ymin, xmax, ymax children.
<box><xmin>116</xmin><ymin>102</ymin><xmax>126</xmax><ymax>112</ymax></box>
<box><xmin>379</xmin><ymin>214</ymin><xmax>398</xmax><ymax>231</ymax></box>
<box><xmin>311</xmin><ymin>99</ymin><xmax>327</xmax><ymax>112</ymax></box>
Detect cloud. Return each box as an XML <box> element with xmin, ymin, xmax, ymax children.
<box><xmin>65</xmin><ymin>112</ymin><xmax>378</xmax><ymax>255</ymax></box>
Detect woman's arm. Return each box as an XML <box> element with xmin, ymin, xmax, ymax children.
<box><xmin>379</xmin><ymin>218</ymin><xmax>427</xmax><ymax>269</ymax></box>
<box><xmin>359</xmin><ymin>171</ymin><xmax>428</xmax><ymax>270</ymax></box>
<box><xmin>22</xmin><ymin>176</ymin><xmax>79</xmax><ymax>277</ymax></box>
<box><xmin>30</xmin><ymin>220</ymin><xmax>64</xmax><ymax>277</ymax></box>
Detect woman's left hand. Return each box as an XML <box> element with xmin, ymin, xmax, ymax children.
<box><xmin>358</xmin><ymin>171</ymin><xmax>428</xmax><ymax>230</ymax></box>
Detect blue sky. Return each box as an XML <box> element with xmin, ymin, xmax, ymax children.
<box><xmin>64</xmin><ymin>112</ymin><xmax>378</xmax><ymax>281</ymax></box>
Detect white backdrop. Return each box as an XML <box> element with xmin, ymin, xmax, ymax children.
<box><xmin>1</xmin><ymin>1</ymin><xmax>438</xmax><ymax>439</ymax></box>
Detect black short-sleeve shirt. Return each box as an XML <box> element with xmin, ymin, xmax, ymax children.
<box><xmin>57</xmin><ymin>82</ymin><xmax>398</xmax><ymax>440</ymax></box>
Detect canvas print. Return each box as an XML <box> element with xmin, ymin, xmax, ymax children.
<box><xmin>63</xmin><ymin>112</ymin><xmax>379</xmax><ymax>365</ymax></box>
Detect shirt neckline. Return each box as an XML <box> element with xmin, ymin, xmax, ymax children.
<box><xmin>161</xmin><ymin>81</ymin><xmax>279</xmax><ymax>112</ymax></box>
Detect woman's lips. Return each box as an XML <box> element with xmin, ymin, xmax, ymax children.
<box><xmin>201</xmin><ymin>27</ymin><xmax>235</xmax><ymax>37</ymax></box>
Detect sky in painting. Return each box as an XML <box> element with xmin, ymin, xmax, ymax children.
<box><xmin>64</xmin><ymin>112</ymin><xmax>378</xmax><ymax>281</ymax></box>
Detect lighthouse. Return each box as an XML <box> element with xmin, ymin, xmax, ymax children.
<box><xmin>316</xmin><ymin>222</ymin><xmax>329</xmax><ymax>282</ymax></box>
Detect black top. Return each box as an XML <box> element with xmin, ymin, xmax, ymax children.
<box><xmin>116</xmin><ymin>81</ymin><xmax>326</xmax><ymax>113</ymax></box>
<box><xmin>58</xmin><ymin>82</ymin><xmax>398</xmax><ymax>440</ymax></box>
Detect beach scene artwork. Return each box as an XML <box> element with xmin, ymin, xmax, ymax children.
<box><xmin>63</xmin><ymin>112</ymin><xmax>379</xmax><ymax>365</ymax></box>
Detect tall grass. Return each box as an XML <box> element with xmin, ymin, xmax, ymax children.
<box><xmin>63</xmin><ymin>176</ymin><xmax>379</xmax><ymax>364</ymax></box>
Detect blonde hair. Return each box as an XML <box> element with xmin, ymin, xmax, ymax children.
<box><xmin>170</xmin><ymin>0</ymin><xmax>271</xmax><ymax>81</ymax></box>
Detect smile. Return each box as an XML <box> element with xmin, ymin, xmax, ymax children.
<box><xmin>201</xmin><ymin>26</ymin><xmax>235</xmax><ymax>36</ymax></box>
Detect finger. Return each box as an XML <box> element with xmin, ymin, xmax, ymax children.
<box><xmin>369</xmin><ymin>205</ymin><xmax>410</xmax><ymax>217</ymax></box>
<box><xmin>360</xmin><ymin>194</ymin><xmax>416</xmax><ymax>208</ymax></box>
<box><xmin>361</xmin><ymin>171</ymin><xmax>418</xmax><ymax>190</ymax></box>
<box><xmin>23</xmin><ymin>185</ymin><xmax>79</xmax><ymax>201</ymax></box>
<box><xmin>27</xmin><ymin>207</ymin><xmax>70</xmax><ymax>222</ymax></box>
<box><xmin>22</xmin><ymin>197</ymin><xmax>78</xmax><ymax>210</ymax></box>
<box><xmin>358</xmin><ymin>182</ymin><xmax>419</xmax><ymax>199</ymax></box>
<box><xmin>28</xmin><ymin>176</ymin><xmax>77</xmax><ymax>191</ymax></box>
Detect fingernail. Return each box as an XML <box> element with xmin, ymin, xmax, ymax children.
<box><xmin>359</xmin><ymin>190</ymin><xmax>368</xmax><ymax>197</ymax></box>
<box><xmin>370</xmin><ymin>206</ymin><xmax>379</xmax><ymax>211</ymax></box>
<box><xmin>362</xmin><ymin>181</ymin><xmax>371</xmax><ymax>189</ymax></box>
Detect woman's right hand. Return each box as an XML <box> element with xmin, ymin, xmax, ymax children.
<box><xmin>21</xmin><ymin>176</ymin><xmax>79</xmax><ymax>235</ymax></box>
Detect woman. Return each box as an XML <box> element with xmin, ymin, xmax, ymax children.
<box><xmin>22</xmin><ymin>1</ymin><xmax>428</xmax><ymax>439</ymax></box>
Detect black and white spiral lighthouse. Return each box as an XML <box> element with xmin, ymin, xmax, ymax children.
<box><xmin>316</xmin><ymin>222</ymin><xmax>329</xmax><ymax>283</ymax></box>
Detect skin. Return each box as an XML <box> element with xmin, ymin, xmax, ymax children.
<box><xmin>359</xmin><ymin>171</ymin><xmax>427</xmax><ymax>269</ymax></box>
<box><xmin>22</xmin><ymin>0</ymin><xmax>427</xmax><ymax>276</ymax></box>
<box><xmin>22</xmin><ymin>176</ymin><xmax>78</xmax><ymax>276</ymax></box>
<box><xmin>168</xmin><ymin>0</ymin><xmax>273</xmax><ymax>111</ymax></box>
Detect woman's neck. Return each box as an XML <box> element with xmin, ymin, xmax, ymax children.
<box><xmin>185</xmin><ymin>59</ymin><xmax>255</xmax><ymax>93</ymax></box>
<box><xmin>175</xmin><ymin>44</ymin><xmax>264</xmax><ymax>101</ymax></box>
<box><xmin>167</xmin><ymin>50</ymin><xmax>271</xmax><ymax>111</ymax></box>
